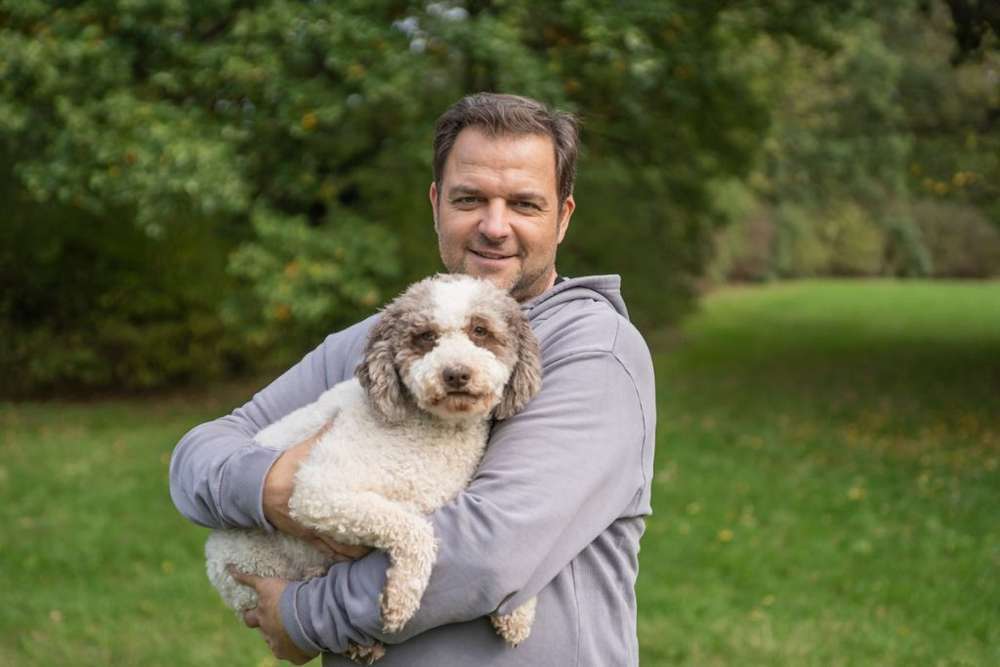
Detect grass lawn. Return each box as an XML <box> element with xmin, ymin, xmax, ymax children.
<box><xmin>640</xmin><ymin>280</ymin><xmax>999</xmax><ymax>666</ymax></box>
<box><xmin>2</xmin><ymin>279</ymin><xmax>998</xmax><ymax>665</ymax></box>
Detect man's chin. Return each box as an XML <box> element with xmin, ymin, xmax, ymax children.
<box><xmin>458</xmin><ymin>262</ymin><xmax>519</xmax><ymax>292</ymax></box>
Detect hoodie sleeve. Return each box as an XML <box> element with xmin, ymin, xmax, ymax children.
<box><xmin>279</xmin><ymin>316</ymin><xmax>655</xmax><ymax>652</ymax></box>
<box><xmin>168</xmin><ymin>319</ymin><xmax>374</xmax><ymax>530</ymax></box>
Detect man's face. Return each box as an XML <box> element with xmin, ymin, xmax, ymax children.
<box><xmin>430</xmin><ymin>127</ymin><xmax>575</xmax><ymax>302</ymax></box>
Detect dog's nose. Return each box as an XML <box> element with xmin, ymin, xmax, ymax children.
<box><xmin>443</xmin><ymin>365</ymin><xmax>471</xmax><ymax>389</ymax></box>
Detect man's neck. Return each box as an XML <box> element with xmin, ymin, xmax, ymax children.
<box><xmin>513</xmin><ymin>269</ymin><xmax>558</xmax><ymax>303</ymax></box>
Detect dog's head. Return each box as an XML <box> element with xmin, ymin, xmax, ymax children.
<box><xmin>356</xmin><ymin>274</ymin><xmax>542</xmax><ymax>423</ymax></box>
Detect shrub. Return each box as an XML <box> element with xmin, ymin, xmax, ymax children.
<box><xmin>773</xmin><ymin>203</ymin><xmax>833</xmax><ymax>278</ymax></box>
<box><xmin>824</xmin><ymin>204</ymin><xmax>886</xmax><ymax>276</ymax></box>
<box><xmin>0</xmin><ymin>194</ymin><xmax>250</xmax><ymax>398</ymax></box>
<box><xmin>714</xmin><ymin>211</ymin><xmax>778</xmax><ymax>282</ymax></box>
<box><xmin>912</xmin><ymin>199</ymin><xmax>1000</xmax><ymax>278</ymax></box>
<box><xmin>714</xmin><ymin>201</ymin><xmax>936</xmax><ymax>281</ymax></box>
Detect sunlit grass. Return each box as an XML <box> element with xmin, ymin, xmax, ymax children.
<box><xmin>639</xmin><ymin>280</ymin><xmax>1000</xmax><ymax>665</ymax></box>
<box><xmin>0</xmin><ymin>387</ymin><xmax>273</xmax><ymax>665</ymax></box>
<box><xmin>1</xmin><ymin>280</ymin><xmax>997</xmax><ymax>665</ymax></box>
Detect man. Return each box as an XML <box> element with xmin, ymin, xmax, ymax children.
<box><xmin>170</xmin><ymin>93</ymin><xmax>656</xmax><ymax>665</ymax></box>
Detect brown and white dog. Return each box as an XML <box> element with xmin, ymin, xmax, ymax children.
<box><xmin>205</xmin><ymin>274</ymin><xmax>542</xmax><ymax>663</ymax></box>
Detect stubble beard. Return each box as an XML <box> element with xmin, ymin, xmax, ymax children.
<box><xmin>463</xmin><ymin>254</ymin><xmax>555</xmax><ymax>303</ymax></box>
<box><xmin>438</xmin><ymin>232</ymin><xmax>556</xmax><ymax>302</ymax></box>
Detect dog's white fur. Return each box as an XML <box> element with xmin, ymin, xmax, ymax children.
<box><xmin>205</xmin><ymin>274</ymin><xmax>542</xmax><ymax>662</ymax></box>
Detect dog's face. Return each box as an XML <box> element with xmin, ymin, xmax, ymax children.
<box><xmin>357</xmin><ymin>275</ymin><xmax>542</xmax><ymax>423</ymax></box>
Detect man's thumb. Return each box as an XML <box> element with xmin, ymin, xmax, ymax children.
<box><xmin>227</xmin><ymin>564</ymin><xmax>261</xmax><ymax>588</ymax></box>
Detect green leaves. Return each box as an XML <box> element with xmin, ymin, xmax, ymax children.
<box><xmin>9</xmin><ymin>0</ymin><xmax>980</xmax><ymax>393</ymax></box>
<box><xmin>225</xmin><ymin>206</ymin><xmax>399</xmax><ymax>352</ymax></box>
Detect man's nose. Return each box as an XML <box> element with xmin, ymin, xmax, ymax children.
<box><xmin>479</xmin><ymin>199</ymin><xmax>511</xmax><ymax>241</ymax></box>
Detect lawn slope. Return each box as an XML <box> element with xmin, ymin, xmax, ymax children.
<box><xmin>639</xmin><ymin>280</ymin><xmax>999</xmax><ymax>665</ymax></box>
<box><xmin>1</xmin><ymin>280</ymin><xmax>997</xmax><ymax>665</ymax></box>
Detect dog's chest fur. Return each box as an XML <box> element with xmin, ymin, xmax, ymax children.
<box><xmin>292</xmin><ymin>379</ymin><xmax>492</xmax><ymax>515</ymax></box>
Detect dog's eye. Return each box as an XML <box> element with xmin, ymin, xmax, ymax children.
<box><xmin>472</xmin><ymin>325</ymin><xmax>488</xmax><ymax>338</ymax></box>
<box><xmin>419</xmin><ymin>331</ymin><xmax>437</xmax><ymax>343</ymax></box>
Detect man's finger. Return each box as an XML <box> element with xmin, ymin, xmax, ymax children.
<box><xmin>312</xmin><ymin>533</ymin><xmax>371</xmax><ymax>560</ymax></box>
<box><xmin>329</xmin><ymin>541</ymin><xmax>371</xmax><ymax>560</ymax></box>
<box><xmin>242</xmin><ymin>608</ymin><xmax>260</xmax><ymax>629</ymax></box>
<box><xmin>307</xmin><ymin>535</ymin><xmax>340</xmax><ymax>559</ymax></box>
<box><xmin>227</xmin><ymin>564</ymin><xmax>262</xmax><ymax>588</ymax></box>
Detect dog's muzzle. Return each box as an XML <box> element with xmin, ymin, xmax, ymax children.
<box><xmin>442</xmin><ymin>364</ymin><xmax>472</xmax><ymax>391</ymax></box>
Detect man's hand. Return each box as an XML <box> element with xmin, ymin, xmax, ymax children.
<box><xmin>263</xmin><ymin>424</ymin><xmax>371</xmax><ymax>561</ymax></box>
<box><xmin>229</xmin><ymin>566</ymin><xmax>317</xmax><ymax>665</ymax></box>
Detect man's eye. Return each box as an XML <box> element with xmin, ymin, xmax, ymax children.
<box><xmin>512</xmin><ymin>200</ymin><xmax>540</xmax><ymax>210</ymax></box>
<box><xmin>454</xmin><ymin>197</ymin><xmax>479</xmax><ymax>205</ymax></box>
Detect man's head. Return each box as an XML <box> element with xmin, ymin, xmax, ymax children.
<box><xmin>429</xmin><ymin>93</ymin><xmax>579</xmax><ymax>302</ymax></box>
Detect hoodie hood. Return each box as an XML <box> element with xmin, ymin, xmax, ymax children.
<box><xmin>521</xmin><ymin>275</ymin><xmax>629</xmax><ymax>322</ymax></box>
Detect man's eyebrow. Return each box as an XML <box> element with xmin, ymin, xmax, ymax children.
<box><xmin>446</xmin><ymin>185</ymin><xmax>484</xmax><ymax>198</ymax></box>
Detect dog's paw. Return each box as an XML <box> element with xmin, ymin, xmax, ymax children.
<box><xmin>490</xmin><ymin>596</ymin><xmax>537</xmax><ymax>647</ymax></box>
<box><xmin>301</xmin><ymin>564</ymin><xmax>330</xmax><ymax>580</ymax></box>
<box><xmin>379</xmin><ymin>589</ymin><xmax>420</xmax><ymax>634</ymax></box>
<box><xmin>344</xmin><ymin>641</ymin><xmax>386</xmax><ymax>664</ymax></box>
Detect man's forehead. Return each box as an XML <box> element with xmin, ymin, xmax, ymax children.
<box><xmin>444</xmin><ymin>128</ymin><xmax>557</xmax><ymax>182</ymax></box>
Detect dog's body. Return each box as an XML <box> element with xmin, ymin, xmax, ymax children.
<box><xmin>205</xmin><ymin>274</ymin><xmax>542</xmax><ymax>662</ymax></box>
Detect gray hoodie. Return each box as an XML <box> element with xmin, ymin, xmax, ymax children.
<box><xmin>169</xmin><ymin>275</ymin><xmax>656</xmax><ymax>666</ymax></box>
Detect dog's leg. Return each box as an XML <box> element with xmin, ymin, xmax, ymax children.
<box><xmin>288</xmin><ymin>489</ymin><xmax>437</xmax><ymax>634</ymax></box>
<box><xmin>253</xmin><ymin>385</ymin><xmax>347</xmax><ymax>450</ymax></box>
<box><xmin>206</xmin><ymin>530</ymin><xmax>333</xmax><ymax>613</ymax></box>
<box><xmin>490</xmin><ymin>596</ymin><xmax>537</xmax><ymax>646</ymax></box>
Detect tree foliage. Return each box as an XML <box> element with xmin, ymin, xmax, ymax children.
<box><xmin>711</xmin><ymin>0</ymin><xmax>1000</xmax><ymax>282</ymax></box>
<box><xmin>4</xmin><ymin>0</ymin><xmax>989</xmax><ymax>394</ymax></box>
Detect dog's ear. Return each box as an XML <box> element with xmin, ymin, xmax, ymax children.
<box><xmin>493</xmin><ymin>314</ymin><xmax>542</xmax><ymax>420</ymax></box>
<box><xmin>356</xmin><ymin>310</ymin><xmax>408</xmax><ymax>423</ymax></box>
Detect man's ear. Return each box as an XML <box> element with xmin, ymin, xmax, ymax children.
<box><xmin>429</xmin><ymin>181</ymin><xmax>440</xmax><ymax>232</ymax></box>
<box><xmin>557</xmin><ymin>194</ymin><xmax>575</xmax><ymax>244</ymax></box>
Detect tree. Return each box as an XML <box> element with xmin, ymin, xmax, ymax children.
<box><xmin>939</xmin><ymin>0</ymin><xmax>1000</xmax><ymax>62</ymax></box>
<box><xmin>710</xmin><ymin>0</ymin><xmax>999</xmax><ymax>281</ymax></box>
<box><xmin>0</xmin><ymin>0</ymin><xmax>871</xmax><ymax>393</ymax></box>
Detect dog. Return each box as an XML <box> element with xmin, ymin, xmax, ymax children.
<box><xmin>205</xmin><ymin>274</ymin><xmax>543</xmax><ymax>663</ymax></box>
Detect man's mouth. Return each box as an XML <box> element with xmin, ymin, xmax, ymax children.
<box><xmin>469</xmin><ymin>249</ymin><xmax>516</xmax><ymax>260</ymax></box>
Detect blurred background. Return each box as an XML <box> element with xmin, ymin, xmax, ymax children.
<box><xmin>1</xmin><ymin>0</ymin><xmax>997</xmax><ymax>664</ymax></box>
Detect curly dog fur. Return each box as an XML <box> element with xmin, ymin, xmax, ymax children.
<box><xmin>205</xmin><ymin>274</ymin><xmax>542</xmax><ymax>662</ymax></box>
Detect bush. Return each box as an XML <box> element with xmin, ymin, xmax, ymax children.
<box><xmin>715</xmin><ymin>202</ymin><xmax>889</xmax><ymax>281</ymax></box>
<box><xmin>0</xmin><ymin>193</ymin><xmax>251</xmax><ymax>398</ymax></box>
<box><xmin>824</xmin><ymin>204</ymin><xmax>886</xmax><ymax>276</ymax></box>
<box><xmin>712</xmin><ymin>212</ymin><xmax>777</xmax><ymax>282</ymax></box>
<box><xmin>223</xmin><ymin>206</ymin><xmax>399</xmax><ymax>363</ymax></box>
<box><xmin>711</xmin><ymin>199</ymin><xmax>947</xmax><ymax>282</ymax></box>
<box><xmin>912</xmin><ymin>199</ymin><xmax>1000</xmax><ymax>278</ymax></box>
<box><xmin>773</xmin><ymin>203</ymin><xmax>833</xmax><ymax>278</ymax></box>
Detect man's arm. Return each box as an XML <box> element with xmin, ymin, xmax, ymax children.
<box><xmin>279</xmin><ymin>323</ymin><xmax>655</xmax><ymax>653</ymax></box>
<box><xmin>168</xmin><ymin>318</ymin><xmax>375</xmax><ymax>530</ymax></box>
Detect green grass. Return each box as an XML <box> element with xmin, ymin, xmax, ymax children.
<box><xmin>0</xmin><ymin>385</ymin><xmax>275</xmax><ymax>665</ymax></box>
<box><xmin>639</xmin><ymin>280</ymin><xmax>1000</xmax><ymax>666</ymax></box>
<box><xmin>2</xmin><ymin>279</ymin><xmax>998</xmax><ymax>665</ymax></box>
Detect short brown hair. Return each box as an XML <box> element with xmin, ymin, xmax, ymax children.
<box><xmin>432</xmin><ymin>93</ymin><xmax>580</xmax><ymax>206</ymax></box>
